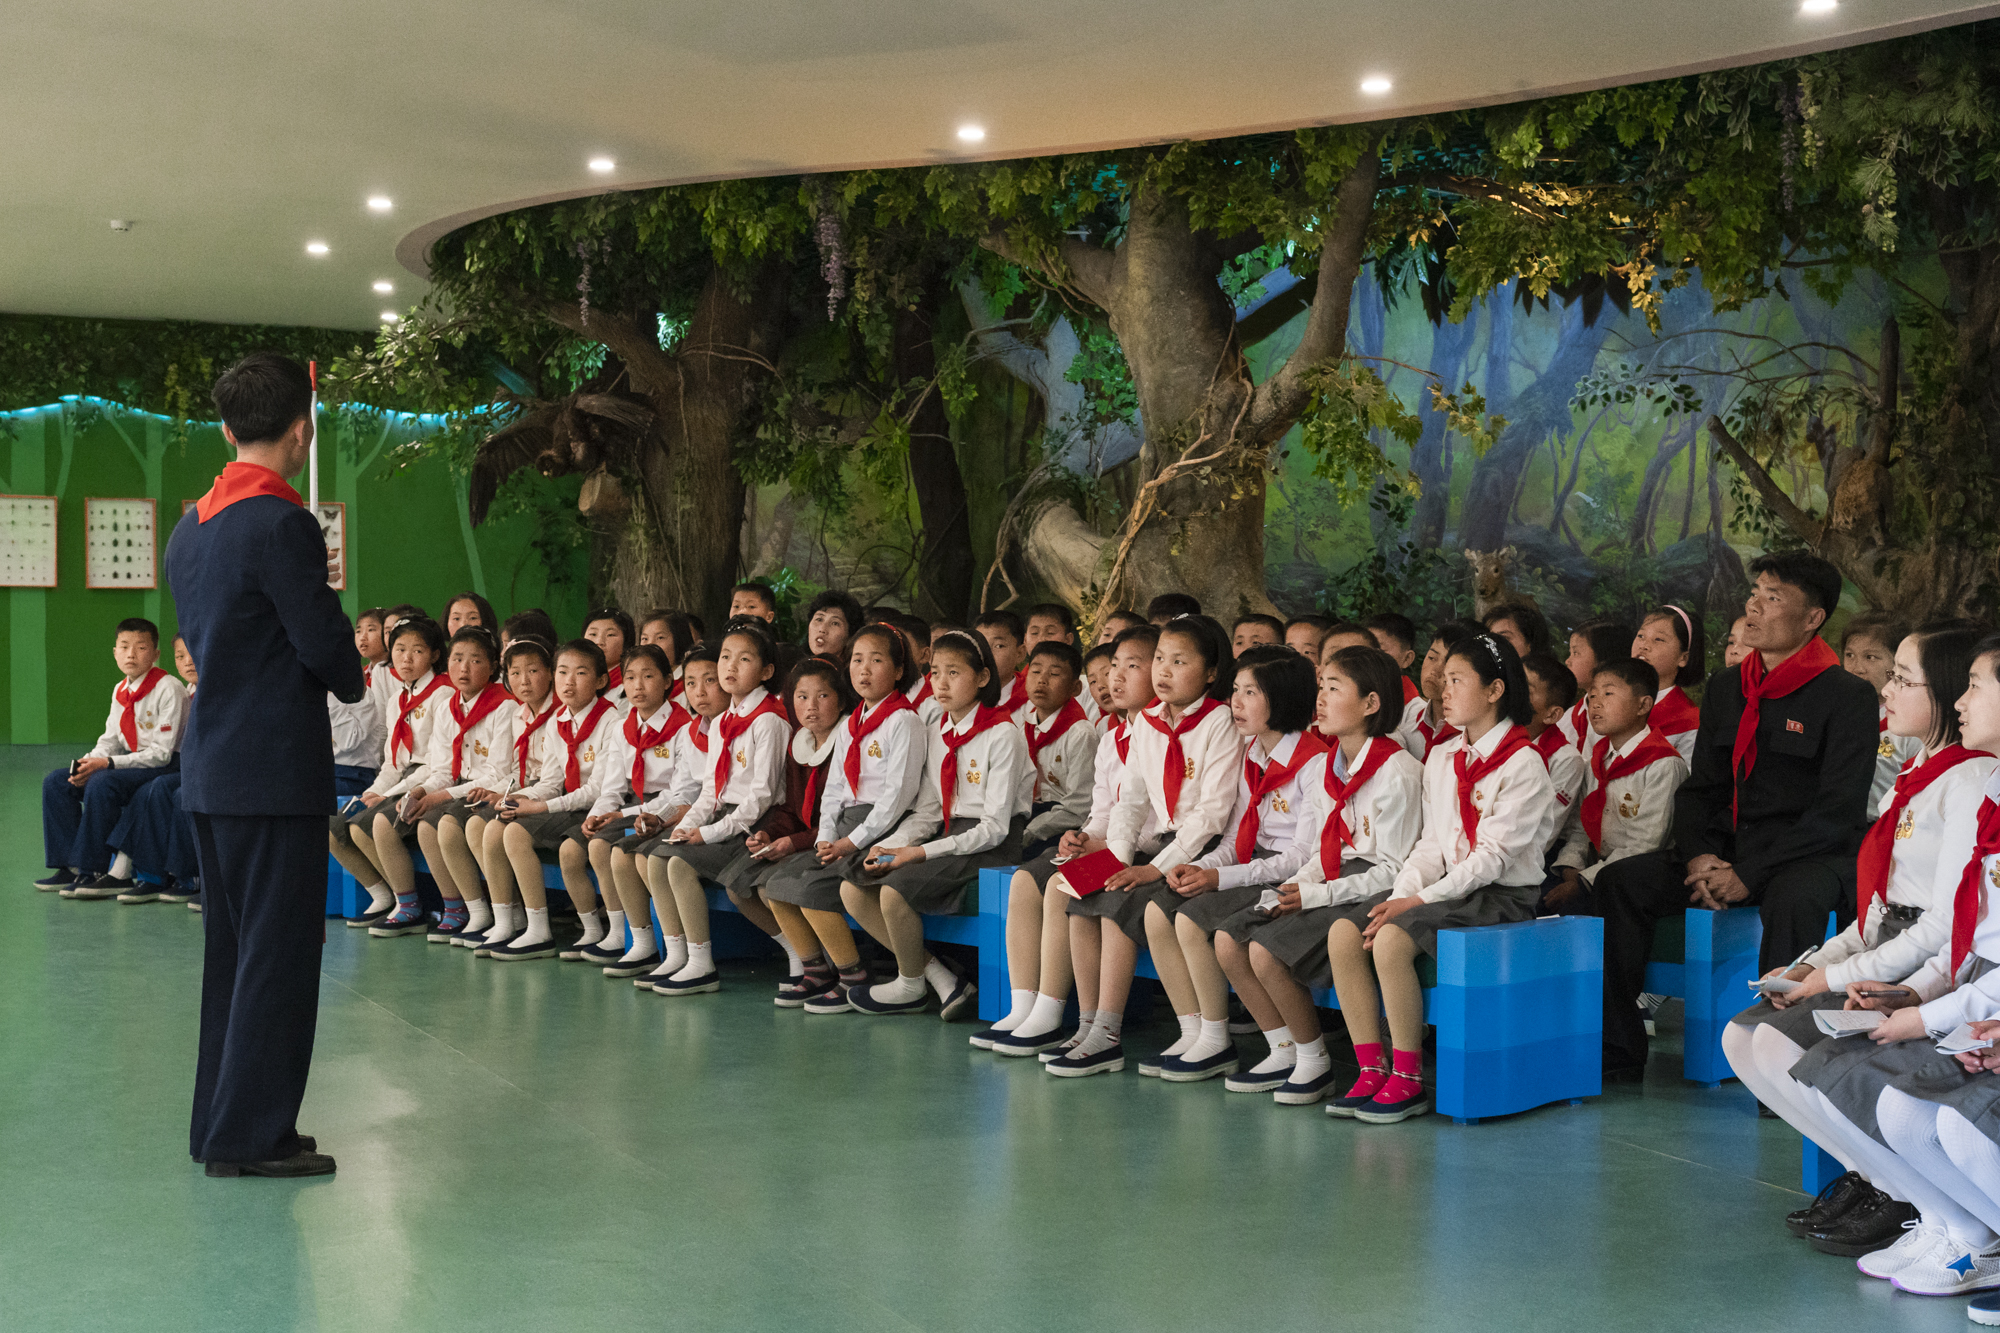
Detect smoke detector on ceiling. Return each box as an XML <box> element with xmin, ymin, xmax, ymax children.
<box><xmin>109</xmin><ymin>219</ymin><xmax>132</xmax><ymax>232</ymax></box>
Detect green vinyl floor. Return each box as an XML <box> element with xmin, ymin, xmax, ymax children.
<box><xmin>0</xmin><ymin>744</ymin><xmax>1977</xmax><ymax>1332</ymax></box>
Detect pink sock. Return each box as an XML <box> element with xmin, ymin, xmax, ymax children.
<box><xmin>1375</xmin><ymin>1048</ymin><xmax>1424</xmax><ymax>1102</ymax></box>
<box><xmin>1342</xmin><ymin>1042</ymin><xmax>1388</xmax><ymax>1101</ymax></box>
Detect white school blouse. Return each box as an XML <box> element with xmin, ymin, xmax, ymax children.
<box><xmin>1288</xmin><ymin>736</ymin><xmax>1425</xmax><ymax>909</ymax></box>
<box><xmin>1391</xmin><ymin>721</ymin><xmax>1559</xmax><ymax>904</ymax></box>
<box><xmin>906</xmin><ymin>679</ymin><xmax>945</xmax><ymax>730</ymax></box>
<box><xmin>1022</xmin><ymin>705</ymin><xmax>1102</xmax><ymax>842</ymax></box>
<box><xmin>1079</xmin><ymin>720</ymin><xmax>1162</xmax><ymax>846</ymax></box>
<box><xmin>1392</xmin><ymin>689</ymin><xmax>1430</xmax><ymax>762</ymax></box>
<box><xmin>1551</xmin><ymin>732</ymin><xmax>1689</xmax><ymax>885</ymax></box>
<box><xmin>1107</xmin><ymin>699</ymin><xmax>1245</xmax><ymax>875</ymax></box>
<box><xmin>1905</xmin><ymin>770</ymin><xmax>2000</xmax><ymax>1027</ymax></box>
<box><xmin>329</xmin><ymin>690</ymin><xmax>385</xmax><ymax>770</ymax></box>
<box><xmin>1869</xmin><ymin>705</ymin><xmax>1926</xmax><ymax>821</ymax></box>
<box><xmin>367</xmin><ymin>672</ymin><xmax>448</xmax><ymax>798</ymax></box>
<box><xmin>517</xmin><ymin>699</ymin><xmax>623</xmax><ymax>813</ymax></box>
<box><xmin>1806</xmin><ymin>751</ymin><xmax>1993</xmax><ymax>990</ymax></box>
<box><xmin>1189</xmin><ymin>732</ymin><xmax>1328</xmax><ymax>889</ymax></box>
<box><xmin>817</xmin><ymin>702</ymin><xmax>926</xmax><ymax>850</ymax></box>
<box><xmin>681</xmin><ymin>687</ymin><xmax>791</xmax><ymax>841</ymax></box>
<box><xmin>88</xmin><ymin>672</ymin><xmax>189</xmax><ymax>769</ymax></box>
<box><xmin>411</xmin><ymin>691</ymin><xmax>516</xmax><ymax>798</ymax></box>
<box><xmin>590</xmin><ymin>706</ymin><xmax>690</xmax><ymax>818</ymax></box>
<box><xmin>363</xmin><ymin>660</ymin><xmax>400</xmax><ymax>734</ymax></box>
<box><xmin>884</xmin><ymin>711</ymin><xmax>1034</xmax><ymax>859</ymax></box>
<box><xmin>508</xmin><ymin>697</ymin><xmax>559</xmax><ymax>795</ymax></box>
<box><xmin>639</xmin><ymin>713</ymin><xmax>714</xmax><ymax>816</ymax></box>
<box><xmin>1541</xmin><ymin>734</ymin><xmax>1587</xmax><ymax>822</ymax></box>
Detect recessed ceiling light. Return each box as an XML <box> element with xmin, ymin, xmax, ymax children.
<box><xmin>957</xmin><ymin>124</ymin><xmax>986</xmax><ymax>143</ymax></box>
<box><xmin>372</xmin><ymin>280</ymin><xmax>394</xmax><ymax>294</ymax></box>
<box><xmin>305</xmin><ymin>241</ymin><xmax>329</xmax><ymax>256</ymax></box>
<box><xmin>1800</xmin><ymin>0</ymin><xmax>1836</xmax><ymax>10</ymax></box>
<box><xmin>588</xmin><ymin>157</ymin><xmax>615</xmax><ymax>173</ymax></box>
<box><xmin>366</xmin><ymin>196</ymin><xmax>393</xmax><ymax>212</ymax></box>
<box><xmin>1360</xmin><ymin>76</ymin><xmax>1393</xmax><ymax>95</ymax></box>
<box><xmin>380</xmin><ymin>311</ymin><xmax>400</xmax><ymax>323</ymax></box>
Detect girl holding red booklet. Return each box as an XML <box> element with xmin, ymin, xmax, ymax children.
<box><xmin>842</xmin><ymin>630</ymin><xmax>1033</xmax><ymax>1019</ymax></box>
<box><xmin>972</xmin><ymin>625</ymin><xmax>1163</xmax><ymax>1058</ymax></box>
<box><xmin>1047</xmin><ymin>615</ymin><xmax>1244</xmax><ymax>1078</ymax></box>
<box><xmin>1324</xmin><ymin>633</ymin><xmax>1559</xmax><ymax>1123</ymax></box>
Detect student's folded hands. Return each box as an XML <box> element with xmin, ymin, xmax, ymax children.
<box><xmin>1163</xmin><ymin>865</ymin><xmax>1220</xmax><ymax>897</ymax></box>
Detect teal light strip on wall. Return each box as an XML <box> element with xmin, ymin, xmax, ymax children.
<box><xmin>10</xmin><ymin>412</ymin><xmax>50</xmax><ymax>743</ymax></box>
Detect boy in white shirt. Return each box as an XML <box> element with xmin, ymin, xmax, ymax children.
<box><xmin>1546</xmin><ymin>658</ymin><xmax>1688</xmax><ymax>914</ymax></box>
<box><xmin>38</xmin><ymin>618</ymin><xmax>189</xmax><ymax>896</ymax></box>
<box><xmin>1522</xmin><ymin>650</ymin><xmax>1588</xmax><ymax>835</ymax></box>
<box><xmin>1020</xmin><ymin>640</ymin><xmax>1101</xmax><ymax>858</ymax></box>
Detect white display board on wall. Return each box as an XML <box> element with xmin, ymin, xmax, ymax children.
<box><xmin>85</xmin><ymin>498</ymin><xmax>157</xmax><ymax>589</ymax></box>
<box><xmin>0</xmin><ymin>494</ymin><xmax>59</xmax><ymax>587</ymax></box>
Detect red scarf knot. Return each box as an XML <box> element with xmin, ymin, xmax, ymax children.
<box><xmin>713</xmin><ymin>692</ymin><xmax>793</xmax><ymax>793</ymax></box>
<box><xmin>1951</xmin><ymin>796</ymin><xmax>2000</xmax><ymax>975</ymax></box>
<box><xmin>115</xmin><ymin>667</ymin><xmax>169</xmax><ymax>751</ymax></box>
<box><xmin>513</xmin><ymin>698</ymin><xmax>558</xmax><ymax>786</ymax></box>
<box><xmin>447</xmin><ymin>683</ymin><xmax>510</xmax><ymax>782</ymax></box>
<box><xmin>1858</xmin><ymin>745</ymin><xmax>1983</xmax><ymax>925</ymax></box>
<box><xmin>390</xmin><ymin>673</ymin><xmax>451</xmax><ymax>767</ymax></box>
<box><xmin>1233</xmin><ymin>732</ymin><xmax>1327</xmax><ymax>864</ymax></box>
<box><xmin>626</xmin><ymin>702</ymin><xmax>691</xmax><ymax>801</ymax></box>
<box><xmin>843</xmin><ymin>693</ymin><xmax>916</xmax><ymax>796</ymax></box>
<box><xmin>557</xmin><ymin>697</ymin><xmax>617</xmax><ymax>793</ymax></box>
<box><xmin>939</xmin><ymin>705</ymin><xmax>1014</xmax><ymax>826</ymax></box>
<box><xmin>1452</xmin><ymin>724</ymin><xmax>1535</xmax><ymax>848</ymax></box>
<box><xmin>1026</xmin><ymin>698</ymin><xmax>1090</xmax><ymax>800</ymax></box>
<box><xmin>1731</xmin><ymin>637</ymin><xmax>1839</xmax><ymax>820</ymax></box>
<box><xmin>1320</xmin><ymin>735</ymin><xmax>1399</xmax><ymax>871</ymax></box>
<box><xmin>1144</xmin><ymin>697</ymin><xmax>1223</xmax><ymax>817</ymax></box>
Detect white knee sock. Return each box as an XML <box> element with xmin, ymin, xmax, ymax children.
<box><xmin>1880</xmin><ymin>1089</ymin><xmax>2000</xmax><ymax>1244</ymax></box>
<box><xmin>1181</xmin><ymin>1017</ymin><xmax>1231</xmax><ymax>1063</ymax></box>
<box><xmin>1809</xmin><ymin>1087</ymin><xmax>1975</xmax><ymax>1233</ymax></box>
<box><xmin>575</xmin><ymin>909</ymin><xmax>606</xmax><ymax>947</ymax></box>
<box><xmin>1938</xmin><ymin>1109</ymin><xmax>2000</xmax><ymax>1236</ymax></box>
<box><xmin>1246</xmin><ymin>1026</ymin><xmax>1297</xmax><ymax>1075</ymax></box>
<box><xmin>463</xmin><ymin>898</ymin><xmax>493</xmax><ymax>934</ymax></box>
<box><xmin>778</xmin><ymin>933</ymin><xmax>803</xmax><ymax>977</ymax></box>
<box><xmin>601</xmin><ymin>909</ymin><xmax>627</xmax><ymax>951</ymax></box>
<box><xmin>997</xmin><ymin>988</ymin><xmax>1036</xmax><ymax>1031</ymax></box>
<box><xmin>1159</xmin><ymin>1013</ymin><xmax>1200</xmax><ymax>1059</ymax></box>
<box><xmin>621</xmin><ymin>923</ymin><xmax>656</xmax><ymax>962</ymax></box>
<box><xmin>514</xmin><ymin>907</ymin><xmax>551</xmax><ymax>947</ymax></box>
<box><xmin>1291</xmin><ymin>1036</ymin><xmax>1331</xmax><ymax>1083</ymax></box>
<box><xmin>1011</xmin><ymin>993</ymin><xmax>1067</xmax><ymax>1040</ymax></box>
<box><xmin>924</xmin><ymin>957</ymin><xmax>959</xmax><ymax>999</ymax></box>
<box><xmin>364</xmin><ymin>882</ymin><xmax>393</xmax><ymax>913</ymax></box>
<box><xmin>109</xmin><ymin>852</ymin><xmax>133</xmax><ymax>880</ymax></box>
<box><xmin>671</xmin><ymin>939</ymin><xmax>714</xmax><ymax>981</ymax></box>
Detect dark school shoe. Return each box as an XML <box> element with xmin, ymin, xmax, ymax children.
<box><xmin>345</xmin><ymin>906</ymin><xmax>391</xmax><ymax>929</ymax></box>
<box><xmin>368</xmin><ymin>911</ymin><xmax>428</xmax><ymax>938</ymax></box>
<box><xmin>155</xmin><ymin>879</ymin><xmax>198</xmax><ymax>904</ymax></box>
<box><xmin>69</xmin><ymin>875</ymin><xmax>135</xmax><ymax>900</ymax></box>
<box><xmin>193</xmin><ymin>1135</ymin><xmax>316</xmax><ymax>1164</ymax></box>
<box><xmin>1223</xmin><ymin>1065</ymin><xmax>1294</xmax><ymax>1094</ymax></box>
<box><xmin>1273</xmin><ymin>1068</ymin><xmax>1339</xmax><ymax>1106</ymax></box>
<box><xmin>1353</xmin><ymin>1087</ymin><xmax>1432</xmax><ymax>1124</ymax></box>
<box><xmin>1970</xmin><ymin>1291</ymin><xmax>2000</xmax><ymax>1326</ymax></box>
<box><xmin>117</xmin><ymin>884</ymin><xmax>163</xmax><ymax>904</ymax></box>
<box><xmin>936</xmin><ymin>976</ymin><xmax>978</xmax><ymax>1022</ymax></box>
<box><xmin>602</xmin><ymin>952</ymin><xmax>663</xmax><ymax>980</ymax></box>
<box><xmin>802</xmin><ymin>985</ymin><xmax>857</xmax><ymax>1015</ymax></box>
<box><xmin>1158</xmin><ymin>1046</ymin><xmax>1241</xmax><ymax>1083</ymax></box>
<box><xmin>205</xmin><ymin>1151</ymin><xmax>337</xmax><ymax>1179</ymax></box>
<box><xmin>576</xmin><ymin>938</ymin><xmax>625</xmax><ymax>966</ymax></box>
<box><xmin>1787</xmin><ymin>1170</ymin><xmax>1871</xmax><ymax>1238</ymax></box>
<box><xmin>487</xmin><ymin>933</ymin><xmax>560</xmax><ymax>961</ymax></box>
<box><xmin>778</xmin><ymin>975</ymin><xmax>837</xmax><ymax>1009</ymax></box>
<box><xmin>426</xmin><ymin>919</ymin><xmax>467</xmax><ymax>943</ymax></box>
<box><xmin>32</xmin><ymin>868</ymin><xmax>78</xmax><ymax>892</ymax></box>
<box><xmin>1325</xmin><ymin>1071</ymin><xmax>1391</xmax><ymax>1119</ymax></box>
<box><xmin>848</xmin><ymin>985</ymin><xmax>929</xmax><ymax>1016</ymax></box>
<box><xmin>653</xmin><ymin>968</ymin><xmax>721</xmax><ymax>996</ymax></box>
<box><xmin>989</xmin><ymin>1027</ymin><xmax>1073</xmax><ymax>1058</ymax></box>
<box><xmin>1807</xmin><ymin>1194</ymin><xmax>1920</xmax><ymax>1257</ymax></box>
<box><xmin>471</xmin><ymin>932</ymin><xmax>518</xmax><ymax>958</ymax></box>
<box><xmin>1039</xmin><ymin>1033</ymin><xmax>1088</xmax><ymax>1064</ymax></box>
<box><xmin>1045</xmin><ymin>1042</ymin><xmax>1126</xmax><ymax>1078</ymax></box>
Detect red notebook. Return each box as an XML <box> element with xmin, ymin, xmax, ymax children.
<box><xmin>1056</xmin><ymin>848</ymin><xmax>1130</xmax><ymax>897</ymax></box>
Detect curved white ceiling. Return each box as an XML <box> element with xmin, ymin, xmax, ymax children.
<box><xmin>2</xmin><ymin>0</ymin><xmax>1991</xmax><ymax>332</ymax></box>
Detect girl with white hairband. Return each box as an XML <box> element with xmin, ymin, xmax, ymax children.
<box><xmin>1322</xmin><ymin>632</ymin><xmax>1559</xmax><ymax>1123</ymax></box>
<box><xmin>1630</xmin><ymin>602</ymin><xmax>1706</xmax><ymax>763</ymax></box>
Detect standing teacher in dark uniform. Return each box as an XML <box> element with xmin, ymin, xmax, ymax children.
<box><xmin>168</xmin><ymin>353</ymin><xmax>365</xmax><ymax>1178</ymax></box>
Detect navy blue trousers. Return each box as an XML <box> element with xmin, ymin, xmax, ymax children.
<box><xmin>189</xmin><ymin>813</ymin><xmax>325</xmax><ymax>1164</ymax></box>
<box><xmin>42</xmin><ymin>761</ymin><xmax>176</xmax><ymax>873</ymax></box>
<box><xmin>332</xmin><ymin>765</ymin><xmax>375</xmax><ymax>804</ymax></box>
<box><xmin>107</xmin><ymin>773</ymin><xmax>199</xmax><ymax>882</ymax></box>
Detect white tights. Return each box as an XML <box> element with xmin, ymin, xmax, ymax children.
<box><xmin>1809</xmin><ymin>1085</ymin><xmax>1994</xmax><ymax>1247</ymax></box>
<box><xmin>1721</xmin><ymin>1021</ymin><xmax>1861</xmax><ymax>1174</ymax></box>
<box><xmin>1878</xmin><ymin>1088</ymin><xmax>2000</xmax><ymax>1241</ymax></box>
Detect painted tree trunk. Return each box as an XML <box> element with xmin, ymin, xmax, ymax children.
<box><xmin>894</xmin><ymin>304</ymin><xmax>976</xmax><ymax>623</ymax></box>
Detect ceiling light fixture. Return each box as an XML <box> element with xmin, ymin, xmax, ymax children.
<box><xmin>588</xmin><ymin>157</ymin><xmax>615</xmax><ymax>172</ymax></box>
<box><xmin>373</xmin><ymin>280</ymin><xmax>394</xmax><ymax>293</ymax></box>
<box><xmin>305</xmin><ymin>241</ymin><xmax>329</xmax><ymax>256</ymax></box>
<box><xmin>1800</xmin><ymin>0</ymin><xmax>1836</xmax><ymax>11</ymax></box>
<box><xmin>957</xmin><ymin>125</ymin><xmax>986</xmax><ymax>143</ymax></box>
<box><xmin>366</xmin><ymin>196</ymin><xmax>393</xmax><ymax>211</ymax></box>
<box><xmin>1359</xmin><ymin>76</ymin><xmax>1392</xmax><ymax>95</ymax></box>
<box><xmin>380</xmin><ymin>311</ymin><xmax>400</xmax><ymax>323</ymax></box>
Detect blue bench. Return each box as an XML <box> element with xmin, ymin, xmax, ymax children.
<box><xmin>1642</xmin><ymin>907</ymin><xmax>1763</xmax><ymax>1088</ymax></box>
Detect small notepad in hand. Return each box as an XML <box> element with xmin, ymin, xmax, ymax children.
<box><xmin>1749</xmin><ymin>976</ymin><xmax>1802</xmax><ymax>995</ymax></box>
<box><xmin>1936</xmin><ymin>1024</ymin><xmax>1997</xmax><ymax>1056</ymax></box>
<box><xmin>1054</xmin><ymin>849</ymin><xmax>1129</xmax><ymax>898</ymax></box>
<box><xmin>1814</xmin><ymin>1009</ymin><xmax>1885</xmax><ymax>1038</ymax></box>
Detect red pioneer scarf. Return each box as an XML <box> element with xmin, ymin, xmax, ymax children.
<box><xmin>1580</xmin><ymin>728</ymin><xmax>1683</xmax><ymax>850</ymax></box>
<box><xmin>939</xmin><ymin>705</ymin><xmax>1014</xmax><ymax>825</ymax></box>
<box><xmin>626</xmin><ymin>702</ymin><xmax>691</xmax><ymax>801</ymax></box>
<box><xmin>1951</xmin><ymin>797</ymin><xmax>2000</xmax><ymax>975</ymax></box>
<box><xmin>115</xmin><ymin>667</ymin><xmax>169</xmax><ymax>751</ymax></box>
<box><xmin>1650</xmin><ymin>685</ymin><xmax>1699</xmax><ymax>739</ymax></box>
<box><xmin>1320</xmin><ymin>734</ymin><xmax>1400</xmax><ymax>869</ymax></box>
<box><xmin>194</xmin><ymin>460</ymin><xmax>301</xmax><ymax>521</ymax></box>
<box><xmin>843</xmin><ymin>693</ymin><xmax>916</xmax><ymax>795</ymax></box>
<box><xmin>447</xmin><ymin>683</ymin><xmax>510</xmax><ymax>781</ymax></box>
<box><xmin>1233</xmin><ymin>732</ymin><xmax>1327</xmax><ymax>863</ymax></box>
<box><xmin>1026</xmin><ymin>698</ymin><xmax>1090</xmax><ymax>799</ymax></box>
<box><xmin>1144</xmin><ymin>698</ymin><xmax>1223</xmax><ymax>817</ymax></box>
<box><xmin>713</xmin><ymin>692</ymin><xmax>792</xmax><ymax>792</ymax></box>
<box><xmin>1857</xmin><ymin>745</ymin><xmax>1983</xmax><ymax>923</ymax></box>
<box><xmin>1453</xmin><ymin>725</ymin><xmax>1535</xmax><ymax>847</ymax></box>
<box><xmin>513</xmin><ymin>698</ymin><xmax>557</xmax><ymax>786</ymax></box>
<box><xmin>1003</xmin><ymin>670</ymin><xmax>1029</xmax><ymax>714</ymax></box>
<box><xmin>390</xmin><ymin>673</ymin><xmax>451</xmax><ymax>767</ymax></box>
<box><xmin>1732</xmin><ymin>637</ymin><xmax>1839</xmax><ymax>819</ymax></box>
<box><xmin>557</xmin><ymin>697</ymin><xmax>616</xmax><ymax>793</ymax></box>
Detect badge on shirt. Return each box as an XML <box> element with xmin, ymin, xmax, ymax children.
<box><xmin>1878</xmin><ymin>736</ymin><xmax>1895</xmax><ymax>758</ymax></box>
<box><xmin>1270</xmin><ymin>794</ymin><xmax>1288</xmax><ymax>814</ymax></box>
<box><xmin>1183</xmin><ymin>758</ymin><xmax>1195</xmax><ymax>780</ymax></box>
<box><xmin>1896</xmin><ymin>810</ymin><xmax>1915</xmax><ymax>840</ymax></box>
<box><xmin>653</xmin><ymin>744</ymin><xmax>670</xmax><ymax>758</ymax></box>
<box><xmin>734</xmin><ymin>748</ymin><xmax>745</xmax><ymax>766</ymax></box>
<box><xmin>582</xmin><ymin>745</ymin><xmax>595</xmax><ymax>762</ymax></box>
<box><xmin>474</xmin><ymin>741</ymin><xmax>489</xmax><ymax>758</ymax></box>
<box><xmin>1618</xmin><ymin>791</ymin><xmax>1639</xmax><ymax>819</ymax></box>
<box><xmin>967</xmin><ymin>759</ymin><xmax>983</xmax><ymax>786</ymax></box>
<box><xmin>1360</xmin><ymin>814</ymin><xmax>1371</xmax><ymax>838</ymax></box>
<box><xmin>867</xmin><ymin>740</ymin><xmax>883</xmax><ymax>760</ymax></box>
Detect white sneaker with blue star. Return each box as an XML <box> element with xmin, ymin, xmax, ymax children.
<box><xmin>1890</xmin><ymin>1238</ymin><xmax>2000</xmax><ymax>1296</ymax></box>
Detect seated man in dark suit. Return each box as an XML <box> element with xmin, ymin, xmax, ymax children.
<box><xmin>1595</xmin><ymin>551</ymin><xmax>1877</xmax><ymax>1077</ymax></box>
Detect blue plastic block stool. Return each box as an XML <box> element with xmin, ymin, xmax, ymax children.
<box><xmin>1802</xmin><ymin>1138</ymin><xmax>1844</xmax><ymax>1194</ymax></box>
<box><xmin>1683</xmin><ymin>907</ymin><xmax>1762</xmax><ymax>1087</ymax></box>
<box><xmin>937</xmin><ymin>866</ymin><xmax>1013</xmax><ymax>1021</ymax></box>
<box><xmin>1432</xmin><ymin>916</ymin><xmax>1603</xmax><ymax>1124</ymax></box>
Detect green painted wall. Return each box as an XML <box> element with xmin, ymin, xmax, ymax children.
<box><xmin>0</xmin><ymin>400</ymin><xmax>588</xmax><ymax>745</ymax></box>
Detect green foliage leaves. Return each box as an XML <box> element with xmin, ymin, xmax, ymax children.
<box><xmin>1297</xmin><ymin>360</ymin><xmax>1504</xmax><ymax>505</ymax></box>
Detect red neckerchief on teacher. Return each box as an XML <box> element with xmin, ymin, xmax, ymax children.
<box><xmin>1732</xmin><ymin>637</ymin><xmax>1839</xmax><ymax>820</ymax></box>
<box><xmin>1320</xmin><ymin>735</ymin><xmax>1398</xmax><ymax>869</ymax></box>
<box><xmin>195</xmin><ymin>461</ymin><xmax>302</xmax><ymax>521</ymax></box>
<box><xmin>115</xmin><ymin>667</ymin><xmax>169</xmax><ymax>751</ymax></box>
<box><xmin>447</xmin><ymin>683</ymin><xmax>510</xmax><ymax>781</ymax></box>
<box><xmin>1233</xmin><ymin>731</ymin><xmax>1327</xmax><ymax>863</ymax></box>
<box><xmin>1454</xmin><ymin>725</ymin><xmax>1534</xmax><ymax>847</ymax></box>
<box><xmin>1858</xmin><ymin>745</ymin><xmax>1983</xmax><ymax>923</ymax></box>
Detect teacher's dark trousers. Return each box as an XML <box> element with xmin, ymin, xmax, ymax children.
<box><xmin>189</xmin><ymin>813</ymin><xmax>325</xmax><ymax>1164</ymax></box>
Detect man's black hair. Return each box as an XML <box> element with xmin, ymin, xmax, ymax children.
<box><xmin>212</xmin><ymin>353</ymin><xmax>312</xmax><ymax>447</ymax></box>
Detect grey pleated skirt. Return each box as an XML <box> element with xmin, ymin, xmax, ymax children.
<box><xmin>1384</xmin><ymin>882</ymin><xmax>1542</xmax><ymax>958</ymax></box>
<box><xmin>1170</xmin><ymin>884</ymin><xmax>1265</xmax><ymax>933</ymax></box>
<box><xmin>419</xmin><ymin>796</ymin><xmax>484</xmax><ymax>828</ymax></box>
<box><xmin>1062</xmin><ymin>833</ymin><xmax>1217</xmax><ymax>945</ymax></box>
<box><xmin>1215</xmin><ymin>859</ymin><xmax>1383</xmax><ymax>988</ymax></box>
<box><xmin>1791</xmin><ymin>1037</ymin><xmax>2000</xmax><ymax>1143</ymax></box>
<box><xmin>510</xmin><ymin>807</ymin><xmax>591</xmax><ymax>849</ymax></box>
<box><xmin>870</xmin><ymin>815</ymin><xmax>1027</xmax><ymax>915</ymax></box>
<box><xmin>763</xmin><ymin>804</ymin><xmax>875</xmax><ymax>912</ymax></box>
<box><xmin>1731</xmin><ymin>906</ymin><xmax>1920</xmax><ymax>1046</ymax></box>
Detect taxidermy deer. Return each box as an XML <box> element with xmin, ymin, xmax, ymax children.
<box><xmin>1464</xmin><ymin>546</ymin><xmax>1520</xmax><ymax>618</ymax></box>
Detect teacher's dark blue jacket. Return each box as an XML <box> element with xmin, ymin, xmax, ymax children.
<box><xmin>166</xmin><ymin>491</ymin><xmax>364</xmax><ymax>816</ymax></box>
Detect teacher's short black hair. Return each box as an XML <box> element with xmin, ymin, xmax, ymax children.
<box><xmin>212</xmin><ymin>353</ymin><xmax>312</xmax><ymax>447</ymax></box>
<box><xmin>1749</xmin><ymin>550</ymin><xmax>1845</xmax><ymax>616</ymax></box>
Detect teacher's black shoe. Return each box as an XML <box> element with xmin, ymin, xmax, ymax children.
<box><xmin>1807</xmin><ymin>1193</ymin><xmax>1918</xmax><ymax>1257</ymax></box>
<box><xmin>1787</xmin><ymin>1170</ymin><xmax>1871</xmax><ymax>1238</ymax></box>
<box><xmin>193</xmin><ymin>1135</ymin><xmax>316</xmax><ymax>1164</ymax></box>
<box><xmin>205</xmin><ymin>1150</ymin><xmax>336</xmax><ymax>1179</ymax></box>
<box><xmin>69</xmin><ymin>875</ymin><xmax>134</xmax><ymax>900</ymax></box>
<box><xmin>32</xmin><ymin>868</ymin><xmax>77</xmax><ymax>892</ymax></box>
